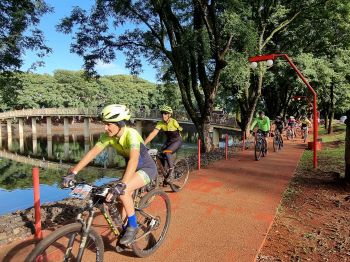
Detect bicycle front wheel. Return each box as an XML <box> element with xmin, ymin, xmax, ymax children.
<box><xmin>25</xmin><ymin>223</ymin><xmax>104</xmax><ymax>262</ymax></box>
<box><xmin>170</xmin><ymin>158</ymin><xmax>189</xmax><ymax>192</ymax></box>
<box><xmin>255</xmin><ymin>142</ymin><xmax>262</xmax><ymax>161</ymax></box>
<box><xmin>132</xmin><ymin>189</ymin><xmax>171</xmax><ymax>258</ymax></box>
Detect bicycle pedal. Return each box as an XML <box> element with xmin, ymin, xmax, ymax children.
<box><xmin>115</xmin><ymin>245</ymin><xmax>125</xmax><ymax>253</ymax></box>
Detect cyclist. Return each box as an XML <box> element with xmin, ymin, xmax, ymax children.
<box><xmin>250</xmin><ymin>111</ymin><xmax>271</xmax><ymax>151</ymax></box>
<box><xmin>62</xmin><ymin>104</ymin><xmax>157</xmax><ymax>245</ymax></box>
<box><xmin>144</xmin><ymin>105</ymin><xmax>183</xmax><ymax>182</ymax></box>
<box><xmin>287</xmin><ymin>116</ymin><xmax>297</xmax><ymax>138</ymax></box>
<box><xmin>300</xmin><ymin>116</ymin><xmax>312</xmax><ymax>142</ymax></box>
<box><xmin>274</xmin><ymin>116</ymin><xmax>284</xmax><ymax>134</ymax></box>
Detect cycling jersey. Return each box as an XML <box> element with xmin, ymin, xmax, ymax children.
<box><xmin>250</xmin><ymin>116</ymin><xmax>271</xmax><ymax>132</ymax></box>
<box><xmin>155</xmin><ymin>118</ymin><xmax>183</xmax><ymax>142</ymax></box>
<box><xmin>300</xmin><ymin>119</ymin><xmax>311</xmax><ymax>128</ymax></box>
<box><xmin>96</xmin><ymin>127</ymin><xmax>157</xmax><ymax>180</ymax></box>
<box><xmin>288</xmin><ymin>119</ymin><xmax>296</xmax><ymax>126</ymax></box>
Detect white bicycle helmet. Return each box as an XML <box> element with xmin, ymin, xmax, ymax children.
<box><xmin>100</xmin><ymin>104</ymin><xmax>131</xmax><ymax>122</ymax></box>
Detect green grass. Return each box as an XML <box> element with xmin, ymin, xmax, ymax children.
<box><xmin>299</xmin><ymin>127</ymin><xmax>345</xmax><ymax>178</ymax></box>
<box><xmin>313</xmin><ymin>123</ymin><xmax>346</xmax><ymax>143</ymax></box>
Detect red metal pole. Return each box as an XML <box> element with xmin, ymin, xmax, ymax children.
<box><xmin>32</xmin><ymin>167</ymin><xmax>42</xmax><ymax>239</ymax></box>
<box><xmin>225</xmin><ymin>134</ymin><xmax>228</xmax><ymax>160</ymax></box>
<box><xmin>282</xmin><ymin>54</ymin><xmax>318</xmax><ymax>169</ymax></box>
<box><xmin>198</xmin><ymin>139</ymin><xmax>201</xmax><ymax>170</ymax></box>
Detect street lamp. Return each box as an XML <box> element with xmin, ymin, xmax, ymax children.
<box><xmin>249</xmin><ymin>54</ymin><xmax>319</xmax><ymax>169</ymax></box>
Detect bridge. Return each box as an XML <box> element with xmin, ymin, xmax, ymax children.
<box><xmin>0</xmin><ymin>107</ymin><xmax>239</xmax><ymax>129</ymax></box>
<box><xmin>0</xmin><ymin>108</ymin><xmax>241</xmax><ymax>153</ymax></box>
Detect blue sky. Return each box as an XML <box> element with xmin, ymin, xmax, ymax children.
<box><xmin>22</xmin><ymin>0</ymin><xmax>158</xmax><ymax>83</ymax></box>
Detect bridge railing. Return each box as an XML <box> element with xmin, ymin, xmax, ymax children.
<box><xmin>0</xmin><ymin>107</ymin><xmax>238</xmax><ymax>128</ymax></box>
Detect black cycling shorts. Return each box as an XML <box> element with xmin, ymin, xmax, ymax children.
<box><xmin>161</xmin><ymin>139</ymin><xmax>183</xmax><ymax>154</ymax></box>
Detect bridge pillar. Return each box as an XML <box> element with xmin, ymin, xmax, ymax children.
<box><xmin>84</xmin><ymin>118</ymin><xmax>90</xmax><ymax>142</ymax></box>
<box><xmin>7</xmin><ymin>119</ymin><xmax>12</xmax><ymax>150</ymax></box>
<box><xmin>64</xmin><ymin>117</ymin><xmax>69</xmax><ymax>142</ymax></box>
<box><xmin>32</xmin><ymin>117</ymin><xmax>37</xmax><ymax>155</ymax></box>
<box><xmin>64</xmin><ymin>117</ymin><xmax>70</xmax><ymax>159</ymax></box>
<box><xmin>47</xmin><ymin>117</ymin><xmax>52</xmax><ymax>137</ymax></box>
<box><xmin>135</xmin><ymin>120</ymin><xmax>142</xmax><ymax>135</ymax></box>
<box><xmin>47</xmin><ymin>117</ymin><xmax>53</xmax><ymax>159</ymax></box>
<box><xmin>18</xmin><ymin>118</ymin><xmax>24</xmax><ymax>153</ymax></box>
<box><xmin>212</xmin><ymin>128</ymin><xmax>221</xmax><ymax>148</ymax></box>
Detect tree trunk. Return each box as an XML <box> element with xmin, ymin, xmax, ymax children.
<box><xmin>327</xmin><ymin>84</ymin><xmax>334</xmax><ymax>134</ymax></box>
<box><xmin>345</xmin><ymin>109</ymin><xmax>350</xmax><ymax>182</ymax></box>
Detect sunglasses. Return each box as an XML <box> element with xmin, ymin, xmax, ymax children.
<box><xmin>161</xmin><ymin>111</ymin><xmax>170</xmax><ymax>115</ymax></box>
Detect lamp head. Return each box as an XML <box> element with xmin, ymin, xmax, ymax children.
<box><xmin>250</xmin><ymin>62</ymin><xmax>258</xmax><ymax>69</ymax></box>
<box><xmin>266</xmin><ymin>59</ymin><xmax>274</xmax><ymax>67</ymax></box>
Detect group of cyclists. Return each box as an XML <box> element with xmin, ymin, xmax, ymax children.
<box><xmin>62</xmin><ymin>104</ymin><xmax>183</xmax><ymax>246</ymax></box>
<box><xmin>59</xmin><ymin>104</ymin><xmax>311</xmax><ymax>249</ymax></box>
<box><xmin>250</xmin><ymin>110</ymin><xmax>313</xmax><ymax>151</ymax></box>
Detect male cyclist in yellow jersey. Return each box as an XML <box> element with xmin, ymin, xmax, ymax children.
<box><xmin>144</xmin><ymin>105</ymin><xmax>183</xmax><ymax>182</ymax></box>
<box><xmin>62</xmin><ymin>104</ymin><xmax>157</xmax><ymax>245</ymax></box>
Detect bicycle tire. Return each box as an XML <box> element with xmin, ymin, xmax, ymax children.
<box><xmin>295</xmin><ymin>127</ymin><xmax>302</xmax><ymax>137</ymax></box>
<box><xmin>25</xmin><ymin>223</ymin><xmax>104</xmax><ymax>262</ymax></box>
<box><xmin>170</xmin><ymin>158</ymin><xmax>189</xmax><ymax>192</ymax></box>
<box><xmin>273</xmin><ymin>137</ymin><xmax>279</xmax><ymax>152</ymax></box>
<box><xmin>262</xmin><ymin>139</ymin><xmax>267</xmax><ymax>157</ymax></box>
<box><xmin>255</xmin><ymin>142</ymin><xmax>262</xmax><ymax>161</ymax></box>
<box><xmin>303</xmin><ymin>129</ymin><xmax>308</xmax><ymax>143</ymax></box>
<box><xmin>132</xmin><ymin>189</ymin><xmax>171</xmax><ymax>258</ymax></box>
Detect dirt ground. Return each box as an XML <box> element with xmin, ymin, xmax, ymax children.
<box><xmin>257</xmin><ymin>141</ymin><xmax>350</xmax><ymax>262</ymax></box>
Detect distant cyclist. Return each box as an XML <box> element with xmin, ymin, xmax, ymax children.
<box><xmin>144</xmin><ymin>105</ymin><xmax>183</xmax><ymax>182</ymax></box>
<box><xmin>62</xmin><ymin>104</ymin><xmax>157</xmax><ymax>245</ymax></box>
<box><xmin>250</xmin><ymin>111</ymin><xmax>271</xmax><ymax>150</ymax></box>
<box><xmin>287</xmin><ymin>116</ymin><xmax>297</xmax><ymax>138</ymax></box>
<box><xmin>300</xmin><ymin>116</ymin><xmax>312</xmax><ymax>142</ymax></box>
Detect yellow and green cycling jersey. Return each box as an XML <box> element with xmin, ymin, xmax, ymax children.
<box><xmin>300</xmin><ymin>119</ymin><xmax>311</xmax><ymax>127</ymax></box>
<box><xmin>95</xmin><ymin>127</ymin><xmax>157</xmax><ymax>180</ymax></box>
<box><xmin>156</xmin><ymin>118</ymin><xmax>183</xmax><ymax>142</ymax></box>
<box><xmin>250</xmin><ymin>116</ymin><xmax>271</xmax><ymax>132</ymax></box>
<box><xmin>96</xmin><ymin>127</ymin><xmax>144</xmax><ymax>157</ymax></box>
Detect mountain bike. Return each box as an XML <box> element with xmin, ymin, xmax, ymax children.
<box><xmin>254</xmin><ymin>130</ymin><xmax>267</xmax><ymax>161</ymax></box>
<box><xmin>286</xmin><ymin>126</ymin><xmax>295</xmax><ymax>141</ymax></box>
<box><xmin>25</xmin><ymin>181</ymin><xmax>171</xmax><ymax>261</ymax></box>
<box><xmin>273</xmin><ymin>129</ymin><xmax>283</xmax><ymax>152</ymax></box>
<box><xmin>148</xmin><ymin>149</ymin><xmax>189</xmax><ymax>192</ymax></box>
<box><xmin>301</xmin><ymin>126</ymin><xmax>308</xmax><ymax>143</ymax></box>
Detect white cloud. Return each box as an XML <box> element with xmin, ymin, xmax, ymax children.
<box><xmin>95</xmin><ymin>60</ymin><xmax>128</xmax><ymax>75</ymax></box>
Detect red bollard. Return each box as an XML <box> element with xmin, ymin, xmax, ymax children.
<box><xmin>32</xmin><ymin>167</ymin><xmax>43</xmax><ymax>239</ymax></box>
<box><xmin>225</xmin><ymin>134</ymin><xmax>228</xmax><ymax>160</ymax></box>
<box><xmin>198</xmin><ymin>139</ymin><xmax>201</xmax><ymax>170</ymax></box>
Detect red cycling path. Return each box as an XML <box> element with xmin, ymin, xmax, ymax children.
<box><xmin>0</xmin><ymin>140</ymin><xmax>304</xmax><ymax>262</ymax></box>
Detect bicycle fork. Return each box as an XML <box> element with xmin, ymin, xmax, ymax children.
<box><xmin>65</xmin><ymin>207</ymin><xmax>95</xmax><ymax>261</ymax></box>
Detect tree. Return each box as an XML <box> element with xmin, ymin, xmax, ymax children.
<box><xmin>57</xmin><ymin>0</ymin><xmax>240</xmax><ymax>152</ymax></box>
<box><xmin>0</xmin><ymin>0</ymin><xmax>52</xmax><ymax>72</ymax></box>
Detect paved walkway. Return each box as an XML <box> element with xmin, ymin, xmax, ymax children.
<box><xmin>0</xmin><ymin>141</ymin><xmax>305</xmax><ymax>262</ymax></box>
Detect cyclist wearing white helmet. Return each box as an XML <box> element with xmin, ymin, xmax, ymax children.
<box><xmin>62</xmin><ymin>104</ymin><xmax>157</xmax><ymax>245</ymax></box>
<box><xmin>144</xmin><ymin>105</ymin><xmax>183</xmax><ymax>182</ymax></box>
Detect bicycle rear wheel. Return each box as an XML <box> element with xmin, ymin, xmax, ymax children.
<box><xmin>169</xmin><ymin>158</ymin><xmax>189</xmax><ymax>192</ymax></box>
<box><xmin>255</xmin><ymin>141</ymin><xmax>262</xmax><ymax>161</ymax></box>
<box><xmin>132</xmin><ymin>189</ymin><xmax>171</xmax><ymax>258</ymax></box>
<box><xmin>25</xmin><ymin>223</ymin><xmax>104</xmax><ymax>262</ymax></box>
